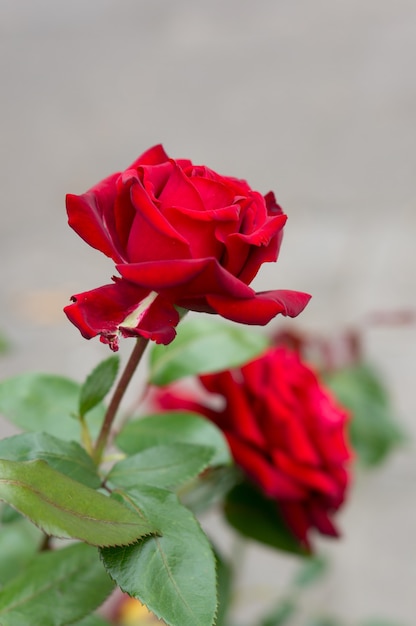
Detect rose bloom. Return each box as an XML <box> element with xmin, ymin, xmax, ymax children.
<box><xmin>157</xmin><ymin>346</ymin><xmax>351</xmax><ymax>547</ymax></box>
<box><xmin>64</xmin><ymin>145</ymin><xmax>310</xmax><ymax>350</ymax></box>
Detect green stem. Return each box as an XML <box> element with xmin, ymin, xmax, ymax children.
<box><xmin>93</xmin><ymin>336</ymin><xmax>149</xmax><ymax>464</ymax></box>
<box><xmin>79</xmin><ymin>414</ymin><xmax>94</xmax><ymax>456</ymax></box>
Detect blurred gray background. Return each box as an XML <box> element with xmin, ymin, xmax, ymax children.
<box><xmin>1</xmin><ymin>1</ymin><xmax>415</xmax><ymax>624</ymax></box>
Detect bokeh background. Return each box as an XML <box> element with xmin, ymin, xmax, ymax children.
<box><xmin>1</xmin><ymin>1</ymin><xmax>415</xmax><ymax>624</ymax></box>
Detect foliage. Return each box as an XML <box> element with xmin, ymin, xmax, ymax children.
<box><xmin>0</xmin><ymin>317</ymin><xmax>406</xmax><ymax>625</ymax></box>
<box><xmin>0</xmin><ymin>373</ymin><xmax>105</xmax><ymax>439</ymax></box>
<box><xmin>0</xmin><ymin>319</ymin><xmax>259</xmax><ymax>626</ymax></box>
<box><xmin>116</xmin><ymin>411</ymin><xmax>231</xmax><ymax>467</ymax></box>
<box><xmin>325</xmin><ymin>364</ymin><xmax>404</xmax><ymax>467</ymax></box>
<box><xmin>79</xmin><ymin>355</ymin><xmax>120</xmax><ymax>418</ymax></box>
<box><xmin>224</xmin><ymin>482</ymin><xmax>309</xmax><ymax>556</ymax></box>
<box><xmin>0</xmin><ymin>542</ymin><xmax>114</xmax><ymax>626</ymax></box>
<box><xmin>149</xmin><ymin>317</ymin><xmax>269</xmax><ymax>385</ymax></box>
<box><xmin>101</xmin><ymin>486</ymin><xmax>217</xmax><ymax>626</ymax></box>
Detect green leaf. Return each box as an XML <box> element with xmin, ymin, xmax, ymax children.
<box><xmin>0</xmin><ymin>432</ymin><xmax>100</xmax><ymax>488</ymax></box>
<box><xmin>0</xmin><ymin>542</ymin><xmax>114</xmax><ymax>626</ymax></box>
<box><xmin>79</xmin><ymin>355</ymin><xmax>119</xmax><ymax>417</ymax></box>
<box><xmin>0</xmin><ymin>517</ymin><xmax>43</xmax><ymax>586</ymax></box>
<box><xmin>0</xmin><ymin>503</ymin><xmax>21</xmax><ymax>523</ymax></box>
<box><xmin>107</xmin><ymin>443</ymin><xmax>215</xmax><ymax>490</ymax></box>
<box><xmin>325</xmin><ymin>364</ymin><xmax>405</xmax><ymax>466</ymax></box>
<box><xmin>101</xmin><ymin>485</ymin><xmax>217</xmax><ymax>626</ymax></box>
<box><xmin>149</xmin><ymin>317</ymin><xmax>269</xmax><ymax>385</ymax></box>
<box><xmin>116</xmin><ymin>411</ymin><xmax>231</xmax><ymax>467</ymax></box>
<box><xmin>0</xmin><ymin>459</ymin><xmax>157</xmax><ymax>547</ymax></box>
<box><xmin>0</xmin><ymin>373</ymin><xmax>104</xmax><ymax>440</ymax></box>
<box><xmin>214</xmin><ymin>549</ymin><xmax>233</xmax><ymax>626</ymax></box>
<box><xmin>224</xmin><ymin>482</ymin><xmax>309</xmax><ymax>556</ymax></box>
<box><xmin>179</xmin><ymin>466</ymin><xmax>240</xmax><ymax>515</ymax></box>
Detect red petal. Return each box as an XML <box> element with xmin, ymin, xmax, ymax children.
<box><xmin>189</xmin><ymin>176</ymin><xmax>235</xmax><ymax>211</ymax></box>
<box><xmin>66</xmin><ymin>173</ymin><xmax>125</xmax><ymax>263</ymax></box>
<box><xmin>308</xmin><ymin>502</ymin><xmax>340</xmax><ymax>537</ymax></box>
<box><xmin>126</xmin><ymin>178</ymin><xmax>191</xmax><ymax>262</ymax></box>
<box><xmin>224</xmin><ymin>222</ymin><xmax>284</xmax><ymax>282</ymax></box>
<box><xmin>272</xmin><ymin>451</ymin><xmax>340</xmax><ymax>497</ymax></box>
<box><xmin>120</xmin><ymin>295</ymin><xmax>179</xmax><ymax>345</ymax></box>
<box><xmin>279</xmin><ymin>501</ymin><xmax>311</xmax><ymax>545</ymax></box>
<box><xmin>64</xmin><ymin>280</ymin><xmax>179</xmax><ymax>350</ymax></box>
<box><xmin>226</xmin><ymin>434</ymin><xmax>306</xmax><ymax>499</ymax></box>
<box><xmin>140</xmin><ymin>161</ymin><xmax>175</xmax><ymax>200</ymax></box>
<box><xmin>155</xmin><ymin>389</ymin><xmax>218</xmax><ymax>421</ymax></box>
<box><xmin>128</xmin><ymin>144</ymin><xmax>170</xmax><ymax>168</ymax></box>
<box><xmin>117</xmin><ymin>258</ymin><xmax>256</xmax><ymax>300</ymax></box>
<box><xmin>206</xmin><ymin>290</ymin><xmax>311</xmax><ymax>325</ymax></box>
<box><xmin>264</xmin><ymin>191</ymin><xmax>284</xmax><ymax>216</ymax></box>
<box><xmin>162</xmin><ymin>204</ymin><xmax>239</xmax><ymax>259</ymax></box>
<box><xmin>236</xmin><ymin>225</ymin><xmax>286</xmax><ymax>285</ymax></box>
<box><xmin>157</xmin><ymin>161</ymin><xmax>205</xmax><ymax>212</ymax></box>
<box><xmin>204</xmin><ymin>371</ymin><xmax>266</xmax><ymax>448</ymax></box>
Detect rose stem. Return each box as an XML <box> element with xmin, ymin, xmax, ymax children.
<box><xmin>93</xmin><ymin>336</ymin><xmax>149</xmax><ymax>464</ymax></box>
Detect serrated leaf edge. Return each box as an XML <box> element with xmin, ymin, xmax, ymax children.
<box><xmin>101</xmin><ymin>489</ymin><xmax>217</xmax><ymax>626</ymax></box>
<box><xmin>0</xmin><ymin>459</ymin><xmax>160</xmax><ymax>548</ymax></box>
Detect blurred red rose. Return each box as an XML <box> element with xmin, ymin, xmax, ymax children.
<box><xmin>64</xmin><ymin>145</ymin><xmax>310</xmax><ymax>350</ymax></box>
<box><xmin>157</xmin><ymin>346</ymin><xmax>351</xmax><ymax>547</ymax></box>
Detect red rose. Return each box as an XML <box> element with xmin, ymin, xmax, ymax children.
<box><xmin>157</xmin><ymin>346</ymin><xmax>351</xmax><ymax>547</ymax></box>
<box><xmin>64</xmin><ymin>145</ymin><xmax>310</xmax><ymax>350</ymax></box>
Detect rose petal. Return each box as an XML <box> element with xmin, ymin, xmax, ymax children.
<box><xmin>111</xmin><ymin>170</ymin><xmax>140</xmax><ymax>251</ymax></box>
<box><xmin>226</xmin><ymin>434</ymin><xmax>306</xmax><ymax>500</ymax></box>
<box><xmin>117</xmin><ymin>258</ymin><xmax>256</xmax><ymax>300</ymax></box>
<box><xmin>223</xmin><ymin>191</ymin><xmax>285</xmax><ymax>281</ymax></box>
<box><xmin>202</xmin><ymin>371</ymin><xmax>266</xmax><ymax>448</ymax></box>
<box><xmin>125</xmin><ymin>178</ymin><xmax>191</xmax><ymax>262</ymax></box>
<box><xmin>206</xmin><ymin>289</ymin><xmax>311</xmax><ymax>325</ymax></box>
<box><xmin>66</xmin><ymin>173</ymin><xmax>125</xmax><ymax>263</ymax></box>
<box><xmin>264</xmin><ymin>191</ymin><xmax>284</xmax><ymax>215</ymax></box>
<box><xmin>139</xmin><ymin>161</ymin><xmax>176</xmax><ymax>201</ymax></box>
<box><xmin>155</xmin><ymin>389</ymin><xmax>220</xmax><ymax>424</ymax></box>
<box><xmin>64</xmin><ymin>279</ymin><xmax>179</xmax><ymax>351</ymax></box>
<box><xmin>308</xmin><ymin>502</ymin><xmax>340</xmax><ymax>537</ymax></box>
<box><xmin>119</xmin><ymin>294</ymin><xmax>179</xmax><ymax>345</ymax></box>
<box><xmin>236</xmin><ymin>191</ymin><xmax>267</xmax><ymax>232</ymax></box>
<box><xmin>157</xmin><ymin>161</ymin><xmax>205</xmax><ymax>212</ymax></box>
<box><xmin>279</xmin><ymin>501</ymin><xmax>311</xmax><ymax>545</ymax></box>
<box><xmin>162</xmin><ymin>204</ymin><xmax>240</xmax><ymax>259</ymax></box>
<box><xmin>272</xmin><ymin>451</ymin><xmax>340</xmax><ymax>497</ymax></box>
<box><xmin>231</xmin><ymin>218</ymin><xmax>286</xmax><ymax>283</ymax></box>
<box><xmin>127</xmin><ymin>144</ymin><xmax>170</xmax><ymax>168</ymax></box>
<box><xmin>189</xmin><ymin>176</ymin><xmax>236</xmax><ymax>211</ymax></box>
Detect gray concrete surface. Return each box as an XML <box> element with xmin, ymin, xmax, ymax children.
<box><xmin>1</xmin><ymin>1</ymin><xmax>415</xmax><ymax>624</ymax></box>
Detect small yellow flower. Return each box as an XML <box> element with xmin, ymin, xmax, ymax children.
<box><xmin>118</xmin><ymin>597</ymin><xmax>164</xmax><ymax>625</ymax></box>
